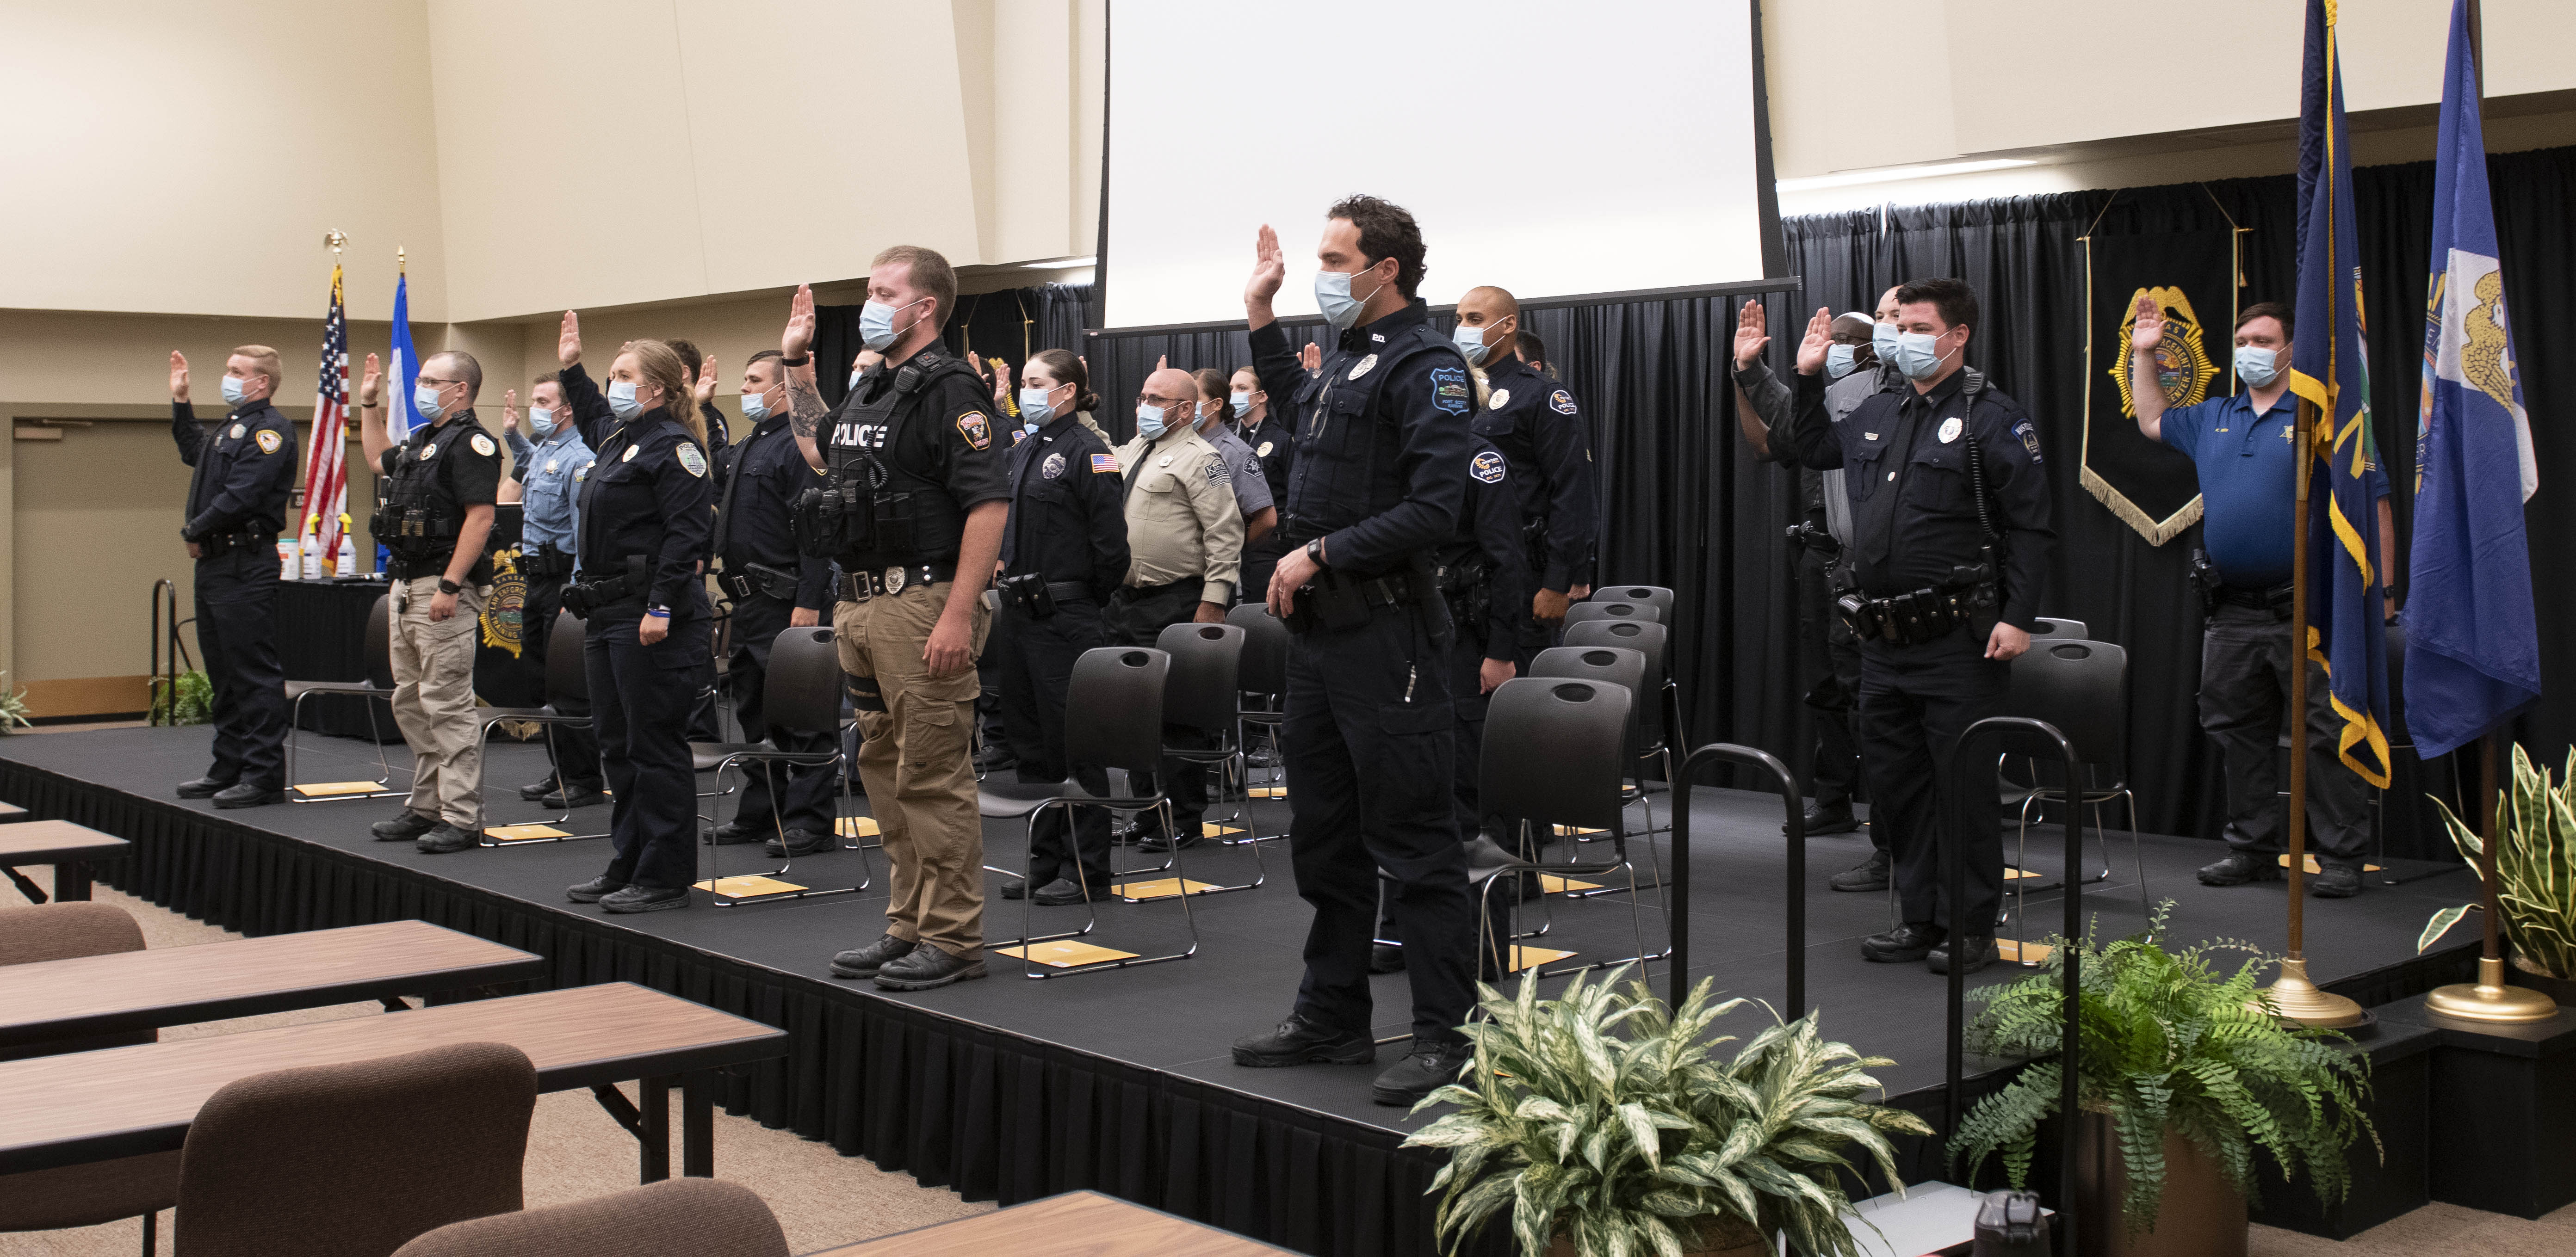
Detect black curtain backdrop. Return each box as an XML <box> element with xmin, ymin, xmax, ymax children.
<box><xmin>814</xmin><ymin>282</ymin><xmax>1091</xmax><ymax>409</ymax></box>
<box><xmin>1785</xmin><ymin>143</ymin><xmax>2576</xmax><ymax>847</ymax></box>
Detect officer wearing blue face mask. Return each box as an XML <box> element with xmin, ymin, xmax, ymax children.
<box><xmin>1233</xmin><ymin>197</ymin><xmax>1480</xmax><ymax>1109</ymax></box>
<box><xmin>500</xmin><ymin>372</ymin><xmax>603</xmax><ymax>810</ymax></box>
<box><xmin>1778</xmin><ymin>279</ymin><xmax>2057</xmax><ymax>979</ymax></box>
<box><xmin>1454</xmin><ymin>286</ymin><xmax>1599</xmax><ymax>627</ymax></box>
<box><xmin>166</xmin><ymin>345</ymin><xmax>299</xmax><ymax>809</ymax></box>
<box><xmin>2129</xmin><ymin>297</ymin><xmax>2394</xmax><ymax>901</ymax></box>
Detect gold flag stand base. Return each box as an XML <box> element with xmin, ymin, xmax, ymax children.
<box><xmin>2424</xmin><ymin>956</ymin><xmax>2560</xmax><ymax>1023</ymax></box>
<box><xmin>2256</xmin><ymin>956</ymin><xmax>2366</xmax><ymax>1028</ymax></box>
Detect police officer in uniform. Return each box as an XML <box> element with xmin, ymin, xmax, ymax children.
<box><xmin>167</xmin><ymin>347</ymin><xmax>298</xmax><ymax>808</ymax></box>
<box><xmin>1228</xmin><ymin>364</ymin><xmax>1296</xmax><ymax>604</ymax></box>
<box><xmin>1193</xmin><ymin>367</ymin><xmax>1280</xmax><ymax>546</ymax></box>
<box><xmin>706</xmin><ymin>350</ymin><xmax>836</xmax><ymax>857</ymax></box>
<box><xmin>356</xmin><ymin>349</ymin><xmax>502</xmax><ymax>855</ymax></box>
<box><xmin>776</xmin><ymin>248</ymin><xmax>1009</xmax><ymax>993</ymax></box>
<box><xmin>1233</xmin><ymin>199</ymin><xmax>1480</xmax><ymax>1107</ymax></box>
<box><xmin>501</xmin><ymin>373</ymin><xmax>605</xmax><ymax>809</ymax></box>
<box><xmin>1453</xmin><ymin>287</ymin><xmax>1599</xmax><ymax>626</ymax></box>
<box><xmin>992</xmin><ymin>349</ymin><xmax>1129</xmax><ymax>903</ymax></box>
<box><xmin>549</xmin><ymin>326</ymin><xmax>716</xmax><ymax>913</ymax></box>
<box><xmin>1777</xmin><ymin>282</ymin><xmax>2057</xmax><ymax>976</ymax></box>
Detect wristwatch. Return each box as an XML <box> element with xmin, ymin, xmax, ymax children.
<box><xmin>436</xmin><ymin>579</ymin><xmax>462</xmax><ymax>596</ymax></box>
<box><xmin>779</xmin><ymin>354</ymin><xmax>810</xmax><ymax>367</ymax></box>
<box><xmin>1305</xmin><ymin>537</ymin><xmax>1327</xmax><ymax>567</ymax></box>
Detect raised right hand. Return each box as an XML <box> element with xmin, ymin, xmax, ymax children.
<box><xmin>558</xmin><ymin>311</ymin><xmax>582</xmax><ymax>367</ymax></box>
<box><xmin>502</xmin><ymin>388</ymin><xmax>520</xmax><ymax>433</ymax></box>
<box><xmin>168</xmin><ymin>351</ymin><xmax>190</xmax><ymax>403</ymax></box>
<box><xmin>1245</xmin><ymin>224</ymin><xmax>1285</xmax><ymax>306</ymax></box>
<box><xmin>1300</xmin><ymin>342</ymin><xmax>1321</xmax><ymax>374</ymax></box>
<box><xmin>1792</xmin><ymin>307</ymin><xmax>1833</xmax><ymax>376</ymax></box>
<box><xmin>358</xmin><ymin>352</ymin><xmax>383</xmax><ymax>407</ymax></box>
<box><xmin>783</xmin><ymin>283</ymin><xmax>816</xmax><ymax>359</ymax></box>
<box><xmin>2130</xmin><ymin>293</ymin><xmax>2165</xmax><ymax>353</ymax></box>
<box><xmin>1732</xmin><ymin>299</ymin><xmax>1770</xmax><ymax>370</ymax></box>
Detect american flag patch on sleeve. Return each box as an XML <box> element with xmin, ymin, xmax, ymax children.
<box><xmin>1090</xmin><ymin>453</ymin><xmax>1120</xmax><ymax>474</ymax></box>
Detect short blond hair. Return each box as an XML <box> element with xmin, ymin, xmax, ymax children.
<box><xmin>229</xmin><ymin>344</ymin><xmax>284</xmax><ymax>391</ymax></box>
<box><xmin>872</xmin><ymin>245</ymin><xmax>956</xmax><ymax>329</ymax></box>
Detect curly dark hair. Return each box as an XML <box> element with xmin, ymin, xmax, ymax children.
<box><xmin>1326</xmin><ymin>194</ymin><xmax>1427</xmax><ymax>299</ymax></box>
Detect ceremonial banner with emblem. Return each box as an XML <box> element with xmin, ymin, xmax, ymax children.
<box><xmin>2080</xmin><ymin>229</ymin><xmax>2239</xmax><ymax>544</ymax></box>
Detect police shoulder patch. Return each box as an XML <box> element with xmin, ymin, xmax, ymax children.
<box><xmin>1428</xmin><ymin>364</ymin><xmax>1470</xmax><ymax>417</ymax></box>
<box><xmin>254</xmin><ymin>428</ymin><xmax>284</xmax><ymax>455</ymax></box>
<box><xmin>676</xmin><ymin>442</ymin><xmax>708</xmax><ymax>477</ymax></box>
<box><xmin>469</xmin><ymin>431</ymin><xmax>497</xmax><ymax>457</ymax></box>
<box><xmin>1470</xmin><ymin>449</ymin><xmax>1507</xmax><ymax>484</ymax></box>
<box><xmin>956</xmin><ymin>410</ymin><xmax>992</xmax><ymax>450</ymax></box>
<box><xmin>2013</xmin><ymin>418</ymin><xmax>2043</xmax><ymax>462</ymax></box>
<box><xmin>1548</xmin><ymin>389</ymin><xmax>1578</xmax><ymax>415</ymax></box>
<box><xmin>1204</xmin><ymin>458</ymin><xmax>1231</xmax><ymax>485</ymax></box>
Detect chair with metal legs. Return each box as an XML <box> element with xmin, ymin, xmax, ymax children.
<box><xmin>1142</xmin><ymin>621</ymin><xmax>1266</xmax><ymax>894</ymax></box>
<box><xmin>977</xmin><ymin>647</ymin><xmax>1199</xmax><ymax>979</ymax></box>
<box><xmin>1998</xmin><ymin>638</ymin><xmax>2145</xmax><ymax>964</ymax></box>
<box><xmin>473</xmin><ymin>611</ymin><xmax>608</xmax><ymax>846</ymax></box>
<box><xmin>285</xmin><ymin>593</ymin><xmax>407</xmax><ymax>802</ymax></box>
<box><xmin>1472</xmin><ymin>676</ymin><xmax>1643</xmax><ymax>982</ymax></box>
<box><xmin>1523</xmin><ymin>647</ymin><xmax>1670</xmax><ymax>970</ymax></box>
<box><xmin>690</xmin><ymin>626</ymin><xmax>869</xmax><ymax>905</ymax></box>
<box><xmin>1224</xmin><ymin>603</ymin><xmax>1291</xmax><ymax>815</ymax></box>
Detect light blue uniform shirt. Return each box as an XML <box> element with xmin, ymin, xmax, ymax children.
<box><xmin>508</xmin><ymin>425</ymin><xmax>595</xmax><ymax>556</ymax></box>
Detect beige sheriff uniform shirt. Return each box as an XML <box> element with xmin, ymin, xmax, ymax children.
<box><xmin>1113</xmin><ymin>425</ymin><xmax>1245</xmax><ymax>603</ymax></box>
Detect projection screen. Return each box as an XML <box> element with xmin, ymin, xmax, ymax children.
<box><xmin>1101</xmin><ymin>0</ymin><xmax>1769</xmax><ymax>329</ymax></box>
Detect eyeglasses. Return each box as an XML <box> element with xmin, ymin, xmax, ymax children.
<box><xmin>418</xmin><ymin>376</ymin><xmax>459</xmax><ymax>388</ymax></box>
<box><xmin>1137</xmin><ymin>394</ymin><xmax>1189</xmax><ymax>407</ymax></box>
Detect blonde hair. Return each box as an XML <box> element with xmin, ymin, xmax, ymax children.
<box><xmin>229</xmin><ymin>344</ymin><xmax>284</xmax><ymax>393</ymax></box>
<box><xmin>621</xmin><ymin>339</ymin><xmax>706</xmax><ymax>448</ymax></box>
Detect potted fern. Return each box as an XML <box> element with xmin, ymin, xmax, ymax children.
<box><xmin>1948</xmin><ymin>909</ymin><xmax>2377</xmax><ymax>1256</ymax></box>
<box><xmin>1404</xmin><ymin>967</ymin><xmax>1932</xmax><ymax>1257</ymax></box>
<box><xmin>2415</xmin><ymin>743</ymin><xmax>2576</xmax><ymax>998</ymax></box>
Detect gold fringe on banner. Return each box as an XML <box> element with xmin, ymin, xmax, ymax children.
<box><xmin>2079</xmin><ymin>216</ymin><xmax>2216</xmax><ymax>547</ymax></box>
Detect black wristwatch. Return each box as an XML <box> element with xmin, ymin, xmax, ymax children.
<box><xmin>779</xmin><ymin>354</ymin><xmax>810</xmax><ymax>367</ymax></box>
<box><xmin>1305</xmin><ymin>538</ymin><xmax>1327</xmax><ymax>567</ymax></box>
<box><xmin>436</xmin><ymin>578</ymin><xmax>462</xmax><ymax>596</ymax></box>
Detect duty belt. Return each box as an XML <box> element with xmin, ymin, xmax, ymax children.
<box><xmin>520</xmin><ymin>546</ymin><xmax>576</xmax><ymax>579</ymax></box>
<box><xmin>835</xmin><ymin>562</ymin><xmax>956</xmax><ymax>602</ymax></box>
<box><xmin>719</xmin><ymin>561</ymin><xmax>802</xmax><ymax>603</ymax></box>
<box><xmin>1837</xmin><ymin>579</ymin><xmax>1999</xmax><ymax>648</ymax></box>
<box><xmin>194</xmin><ymin>531</ymin><xmax>275</xmax><ymax>557</ymax></box>
<box><xmin>2215</xmin><ymin>582</ymin><xmax>2294</xmax><ymax>618</ymax></box>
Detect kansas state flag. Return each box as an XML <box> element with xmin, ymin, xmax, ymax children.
<box><xmin>2288</xmin><ymin>0</ymin><xmax>2392</xmax><ymax>788</ymax></box>
<box><xmin>2405</xmin><ymin>0</ymin><xmax>2541</xmax><ymax>760</ymax></box>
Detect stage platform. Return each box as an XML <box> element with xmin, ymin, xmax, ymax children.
<box><xmin>0</xmin><ymin>725</ymin><xmax>2482</xmax><ymax>1257</ymax></box>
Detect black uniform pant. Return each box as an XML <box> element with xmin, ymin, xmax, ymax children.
<box><xmin>1284</xmin><ymin>600</ymin><xmax>1475</xmax><ymax>1046</ymax></box>
<box><xmin>993</xmin><ymin>597</ymin><xmax>1113</xmax><ymax>890</ymax></box>
<box><xmin>1856</xmin><ymin>628</ymin><xmax>2007</xmax><ymax>935</ymax></box>
<box><xmin>521</xmin><ymin>571</ymin><xmax>601</xmax><ymax>789</ymax></box>
<box><xmin>1797</xmin><ymin>544</ymin><xmax>1868</xmax><ymax>825</ymax></box>
<box><xmin>1371</xmin><ymin>622</ymin><xmax>1510</xmax><ymax>980</ymax></box>
<box><xmin>194</xmin><ymin>546</ymin><xmax>288</xmax><ymax>788</ymax></box>
<box><xmin>2200</xmin><ymin>603</ymin><xmax>2369</xmax><ymax>865</ymax></box>
<box><xmin>1107</xmin><ymin>579</ymin><xmax>1213</xmax><ymax>836</ymax></box>
<box><xmin>587</xmin><ymin>605</ymin><xmax>707</xmax><ymax>892</ymax></box>
<box><xmin>725</xmin><ymin>595</ymin><xmax>838</xmax><ymax>837</ymax></box>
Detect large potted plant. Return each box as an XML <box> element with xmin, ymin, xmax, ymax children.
<box><xmin>2416</xmin><ymin>743</ymin><xmax>2576</xmax><ymax>1000</ymax></box>
<box><xmin>1404</xmin><ymin>967</ymin><xmax>1932</xmax><ymax>1257</ymax></box>
<box><xmin>1948</xmin><ymin>909</ymin><xmax>2378</xmax><ymax>1256</ymax></box>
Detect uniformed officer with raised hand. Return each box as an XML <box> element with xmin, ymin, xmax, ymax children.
<box><xmin>1453</xmin><ymin>286</ymin><xmax>1598</xmax><ymax>624</ymax></box>
<box><xmin>167</xmin><ymin>346</ymin><xmax>299</xmax><ymax>808</ymax></box>
<box><xmin>776</xmin><ymin>248</ymin><xmax>1010</xmax><ymax>993</ymax></box>
<box><xmin>1233</xmin><ymin>198</ymin><xmax>1481</xmax><ymax>1108</ymax></box>
<box><xmin>356</xmin><ymin>348</ymin><xmax>502</xmax><ymax>855</ymax></box>
<box><xmin>501</xmin><ymin>374</ymin><xmax>604</xmax><ymax>810</ymax></box>
<box><xmin>1778</xmin><ymin>282</ymin><xmax>2058</xmax><ymax>976</ymax></box>
<box><xmin>1228</xmin><ymin>364</ymin><xmax>1296</xmax><ymax>605</ymax></box>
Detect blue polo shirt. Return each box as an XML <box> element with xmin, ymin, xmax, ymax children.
<box><xmin>2161</xmin><ymin>391</ymin><xmax>2387</xmax><ymax>588</ymax></box>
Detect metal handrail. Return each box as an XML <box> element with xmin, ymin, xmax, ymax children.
<box><xmin>1665</xmin><ymin>743</ymin><xmax>1803</xmax><ymax>1015</ymax></box>
<box><xmin>148</xmin><ymin>578</ymin><xmax>192</xmax><ymax>725</ymax></box>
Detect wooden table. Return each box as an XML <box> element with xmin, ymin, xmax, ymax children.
<box><xmin>0</xmin><ymin>820</ymin><xmax>130</xmax><ymax>902</ymax></box>
<box><xmin>0</xmin><ymin>801</ymin><xmax>26</xmax><ymax>823</ymax></box>
<box><xmin>0</xmin><ymin>919</ymin><xmax>545</xmax><ymax>1054</ymax></box>
<box><xmin>0</xmin><ymin>981</ymin><xmax>785</xmax><ymax>1183</ymax></box>
<box><xmin>805</xmin><ymin>1190</ymin><xmax>1290</xmax><ymax>1256</ymax></box>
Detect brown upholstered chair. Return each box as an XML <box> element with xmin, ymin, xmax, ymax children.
<box><xmin>174</xmin><ymin>1041</ymin><xmax>538</xmax><ymax>1257</ymax></box>
<box><xmin>0</xmin><ymin>901</ymin><xmax>181</xmax><ymax>1255</ymax></box>
<box><xmin>388</xmin><ymin>1178</ymin><xmax>790</xmax><ymax>1257</ymax></box>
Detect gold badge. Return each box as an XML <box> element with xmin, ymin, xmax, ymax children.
<box><xmin>229</xmin><ymin>423</ymin><xmax>246</xmax><ymax>438</ymax></box>
<box><xmin>1257</xmin><ymin>441</ymin><xmax>1273</xmax><ymax>457</ymax></box>
<box><xmin>254</xmin><ymin>429</ymin><xmax>283</xmax><ymax>454</ymax></box>
<box><xmin>2112</xmin><ymin>285</ymin><xmax>2218</xmax><ymax>418</ymax></box>
<box><xmin>1488</xmin><ymin>388</ymin><xmax>1510</xmax><ymax>410</ymax></box>
<box><xmin>470</xmin><ymin>431</ymin><xmax>497</xmax><ymax>457</ymax></box>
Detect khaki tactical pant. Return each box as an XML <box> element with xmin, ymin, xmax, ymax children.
<box><xmin>390</xmin><ymin>576</ymin><xmax>487</xmax><ymax>829</ymax></box>
<box><xmin>837</xmin><ymin>582</ymin><xmax>992</xmax><ymax>957</ymax></box>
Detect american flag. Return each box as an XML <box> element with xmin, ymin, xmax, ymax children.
<box><xmin>301</xmin><ymin>265</ymin><xmax>351</xmax><ymax>565</ymax></box>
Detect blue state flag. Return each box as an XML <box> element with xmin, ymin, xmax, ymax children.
<box><xmin>387</xmin><ymin>271</ymin><xmax>422</xmax><ymax>442</ymax></box>
<box><xmin>2405</xmin><ymin>0</ymin><xmax>2541</xmax><ymax>759</ymax></box>
<box><xmin>2288</xmin><ymin>0</ymin><xmax>2392</xmax><ymax>788</ymax></box>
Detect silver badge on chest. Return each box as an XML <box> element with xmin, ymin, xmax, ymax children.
<box><xmin>1347</xmin><ymin>354</ymin><xmax>1378</xmax><ymax>381</ymax></box>
<box><xmin>1488</xmin><ymin>388</ymin><xmax>1510</xmax><ymax>410</ymax></box>
<box><xmin>1938</xmin><ymin>417</ymin><xmax>1963</xmax><ymax>444</ymax></box>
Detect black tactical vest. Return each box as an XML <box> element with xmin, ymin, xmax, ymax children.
<box><xmin>373</xmin><ymin>419</ymin><xmax>472</xmax><ymax>557</ymax></box>
<box><xmin>820</xmin><ymin>351</ymin><xmax>981</xmax><ymax>567</ymax></box>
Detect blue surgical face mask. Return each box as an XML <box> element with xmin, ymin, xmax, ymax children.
<box><xmin>740</xmin><ymin>388</ymin><xmax>771</xmax><ymax>422</ymax></box>
<box><xmin>1135</xmin><ymin>404</ymin><xmax>1168</xmax><ymax>441</ymax></box>
<box><xmin>1314</xmin><ymin>265</ymin><xmax>1385</xmax><ymax>331</ymax></box>
<box><xmin>1229</xmin><ymin>391</ymin><xmax>1251</xmax><ymax>418</ymax></box>
<box><xmin>606</xmin><ymin>379</ymin><xmax>643</xmax><ymax>420</ymax></box>
<box><xmin>1871</xmin><ymin>320</ymin><xmax>1901</xmax><ymax>367</ymax></box>
<box><xmin>2234</xmin><ymin>344</ymin><xmax>2282</xmax><ymax>388</ymax></box>
<box><xmin>1893</xmin><ymin>329</ymin><xmax>1955</xmax><ymax>382</ymax></box>
<box><xmin>847</xmin><ymin>367</ymin><xmax>865</xmax><ymax>391</ymax></box>
<box><xmin>858</xmin><ymin>296</ymin><xmax>928</xmax><ymax>351</ymax></box>
<box><xmin>221</xmin><ymin>375</ymin><xmax>251</xmax><ymax>406</ymax></box>
<box><xmin>1825</xmin><ymin>344</ymin><xmax>1859</xmax><ymax>379</ymax></box>
<box><xmin>1452</xmin><ymin>321</ymin><xmax>1495</xmax><ymax>365</ymax></box>
<box><xmin>413</xmin><ymin>381</ymin><xmax>449</xmax><ymax>423</ymax></box>
<box><xmin>1018</xmin><ymin>386</ymin><xmax>1057</xmax><ymax>427</ymax></box>
<box><xmin>529</xmin><ymin>406</ymin><xmax>557</xmax><ymax>437</ymax></box>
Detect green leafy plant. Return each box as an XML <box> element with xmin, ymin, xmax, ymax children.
<box><xmin>150</xmin><ymin>670</ymin><xmax>212</xmax><ymax>727</ymax></box>
<box><xmin>2416</xmin><ymin>743</ymin><xmax>2576</xmax><ymax>980</ymax></box>
<box><xmin>0</xmin><ymin>672</ymin><xmax>31</xmax><ymax>733</ymax></box>
<box><xmin>1405</xmin><ymin>966</ymin><xmax>1932</xmax><ymax>1257</ymax></box>
<box><xmin>1948</xmin><ymin>905</ymin><xmax>2377</xmax><ymax>1236</ymax></box>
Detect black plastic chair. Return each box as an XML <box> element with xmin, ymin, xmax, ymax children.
<box><xmin>1224</xmin><ymin>603</ymin><xmax>1291</xmax><ymax>802</ymax></box>
<box><xmin>1587</xmin><ymin>585</ymin><xmax>1675</xmax><ymax>622</ymax></box>
<box><xmin>1474</xmin><ymin>676</ymin><xmax>1643</xmax><ymax>981</ymax></box>
<box><xmin>690</xmin><ymin>627</ymin><xmax>867</xmax><ymax>905</ymax></box>
<box><xmin>473</xmin><ymin>612</ymin><xmax>607</xmax><ymax>845</ymax></box>
<box><xmin>1562</xmin><ymin>600</ymin><xmax>1660</xmax><ymax>629</ymax></box>
<box><xmin>2029</xmin><ymin>616</ymin><xmax>2088</xmax><ymax>640</ymax></box>
<box><xmin>285</xmin><ymin>593</ymin><xmax>406</xmax><ymax>802</ymax></box>
<box><xmin>1525</xmin><ymin>647</ymin><xmax>1670</xmax><ymax>971</ymax></box>
<box><xmin>977</xmin><ymin>647</ymin><xmax>1199</xmax><ymax>978</ymax></box>
<box><xmin>1998</xmin><ymin>638</ymin><xmax>2144</xmax><ymax>961</ymax></box>
<box><xmin>1561</xmin><ymin>619</ymin><xmax>1682</xmax><ymax>848</ymax></box>
<box><xmin>1141</xmin><ymin>621</ymin><xmax>1267</xmax><ymax>893</ymax></box>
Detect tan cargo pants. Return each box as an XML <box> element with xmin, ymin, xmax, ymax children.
<box><xmin>390</xmin><ymin>576</ymin><xmax>487</xmax><ymax>829</ymax></box>
<box><xmin>836</xmin><ymin>582</ymin><xmax>992</xmax><ymax>957</ymax></box>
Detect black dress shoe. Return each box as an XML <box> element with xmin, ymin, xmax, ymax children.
<box><xmin>1138</xmin><ymin>827</ymin><xmax>1203</xmax><ymax>852</ymax></box>
<box><xmin>1829</xmin><ymin>849</ymin><xmax>1892</xmax><ymax>893</ymax></box>
<box><xmin>999</xmin><ymin>877</ymin><xmax>1028</xmax><ymax>900</ymax></box>
<box><xmin>568</xmin><ymin>875</ymin><xmax>628</xmax><ymax>903</ymax></box>
<box><xmin>601</xmin><ymin>884</ymin><xmax>690</xmax><ymax>914</ymax></box>
<box><xmin>372</xmin><ymin>810</ymin><xmax>438</xmax><ymax>841</ymax></box>
<box><xmin>2310</xmin><ymin>863</ymin><xmax>2364</xmax><ymax>899</ymax></box>
<box><xmin>1795</xmin><ymin>800</ymin><xmax>1860</xmax><ymax>836</ymax></box>
<box><xmin>1370</xmin><ymin>943</ymin><xmax>1407</xmax><ymax>974</ymax></box>
<box><xmin>544</xmin><ymin>784</ymin><xmax>607</xmax><ymax>810</ymax></box>
<box><xmin>706</xmin><ymin>820</ymin><xmax>767</xmax><ymax>846</ymax></box>
<box><xmin>1373</xmin><ymin>1040</ymin><xmax>1475</xmax><ymax>1107</ymax></box>
<box><xmin>416</xmin><ymin>823</ymin><xmax>478</xmax><ymax>855</ymax></box>
<box><xmin>1860</xmin><ymin>922</ymin><xmax>1945</xmax><ymax>964</ymax></box>
<box><xmin>873</xmin><ymin>944</ymin><xmax>985</xmax><ymax>990</ymax></box>
<box><xmin>518</xmin><ymin>775</ymin><xmax>559</xmax><ymax>802</ymax></box>
<box><xmin>1232</xmin><ymin>1013</ymin><xmax>1375</xmax><ymax>1067</ymax></box>
<box><xmin>1928</xmin><ymin>935</ymin><xmax>1995</xmax><ymax>975</ymax></box>
<box><xmin>764</xmin><ymin>829</ymin><xmax>832</xmax><ymax>858</ymax></box>
<box><xmin>212</xmin><ymin>783</ymin><xmax>284</xmax><ymax>809</ymax></box>
<box><xmin>1031</xmin><ymin>877</ymin><xmax>1090</xmax><ymax>906</ymax></box>
<box><xmin>177</xmin><ymin>776</ymin><xmax>233</xmax><ymax>799</ymax></box>
<box><xmin>829</xmin><ymin>933</ymin><xmax>918</xmax><ymax>979</ymax></box>
<box><xmin>2198</xmin><ymin>850</ymin><xmax>2282</xmax><ymax>887</ymax></box>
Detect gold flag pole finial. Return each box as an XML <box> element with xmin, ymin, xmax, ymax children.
<box><xmin>398</xmin><ymin>245</ymin><xmax>407</xmax><ymax>275</ymax></box>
